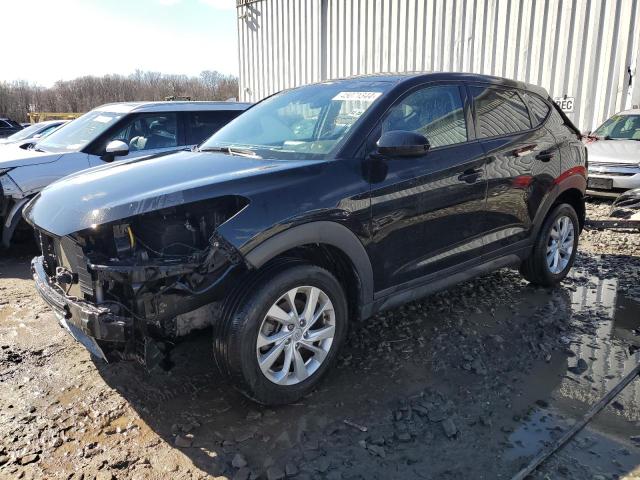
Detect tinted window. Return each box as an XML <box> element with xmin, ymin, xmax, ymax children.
<box><xmin>0</xmin><ymin>120</ymin><xmax>11</xmax><ymax>129</ymax></box>
<box><xmin>188</xmin><ymin>110</ymin><xmax>242</xmax><ymax>145</ymax></box>
<box><xmin>107</xmin><ymin>113</ymin><xmax>178</xmax><ymax>152</ymax></box>
<box><xmin>523</xmin><ymin>92</ymin><xmax>551</xmax><ymax>126</ymax></box>
<box><xmin>382</xmin><ymin>85</ymin><xmax>467</xmax><ymax>148</ymax></box>
<box><xmin>471</xmin><ymin>86</ymin><xmax>532</xmax><ymax>138</ymax></box>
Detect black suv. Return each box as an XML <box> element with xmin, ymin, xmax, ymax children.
<box><xmin>27</xmin><ymin>73</ymin><xmax>586</xmax><ymax>405</ymax></box>
<box><xmin>0</xmin><ymin>118</ymin><xmax>23</xmax><ymax>138</ymax></box>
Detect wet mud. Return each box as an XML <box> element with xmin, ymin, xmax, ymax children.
<box><xmin>0</xmin><ymin>201</ymin><xmax>639</xmax><ymax>479</ymax></box>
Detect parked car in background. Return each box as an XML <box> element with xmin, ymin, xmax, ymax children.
<box><xmin>585</xmin><ymin>109</ymin><xmax>640</xmax><ymax>197</ymax></box>
<box><xmin>0</xmin><ymin>101</ymin><xmax>250</xmax><ymax>247</ymax></box>
<box><xmin>26</xmin><ymin>73</ymin><xmax>586</xmax><ymax>405</ymax></box>
<box><xmin>0</xmin><ymin>120</ymin><xmax>69</xmax><ymax>149</ymax></box>
<box><xmin>0</xmin><ymin>118</ymin><xmax>23</xmax><ymax>138</ymax></box>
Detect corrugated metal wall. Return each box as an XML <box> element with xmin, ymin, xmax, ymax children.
<box><xmin>237</xmin><ymin>0</ymin><xmax>640</xmax><ymax>130</ymax></box>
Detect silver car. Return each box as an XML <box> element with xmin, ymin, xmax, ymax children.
<box><xmin>0</xmin><ymin>120</ymin><xmax>69</xmax><ymax>149</ymax></box>
<box><xmin>586</xmin><ymin>108</ymin><xmax>640</xmax><ymax>197</ymax></box>
<box><xmin>0</xmin><ymin>101</ymin><xmax>250</xmax><ymax>247</ymax></box>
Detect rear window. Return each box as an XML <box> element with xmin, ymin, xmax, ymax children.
<box><xmin>523</xmin><ymin>92</ymin><xmax>551</xmax><ymax>126</ymax></box>
<box><xmin>187</xmin><ymin>110</ymin><xmax>243</xmax><ymax>145</ymax></box>
<box><xmin>470</xmin><ymin>86</ymin><xmax>532</xmax><ymax>138</ymax></box>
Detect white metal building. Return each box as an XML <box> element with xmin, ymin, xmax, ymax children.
<box><xmin>236</xmin><ymin>0</ymin><xmax>640</xmax><ymax>131</ymax></box>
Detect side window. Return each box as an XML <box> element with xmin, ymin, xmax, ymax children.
<box><xmin>107</xmin><ymin>113</ymin><xmax>178</xmax><ymax>151</ymax></box>
<box><xmin>0</xmin><ymin>120</ymin><xmax>10</xmax><ymax>129</ymax></box>
<box><xmin>523</xmin><ymin>92</ymin><xmax>551</xmax><ymax>126</ymax></box>
<box><xmin>39</xmin><ymin>124</ymin><xmax>60</xmax><ymax>136</ymax></box>
<box><xmin>470</xmin><ymin>86</ymin><xmax>532</xmax><ymax>138</ymax></box>
<box><xmin>187</xmin><ymin>110</ymin><xmax>241</xmax><ymax>145</ymax></box>
<box><xmin>382</xmin><ymin>85</ymin><xmax>467</xmax><ymax>148</ymax></box>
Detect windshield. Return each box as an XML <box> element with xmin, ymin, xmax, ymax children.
<box><xmin>201</xmin><ymin>80</ymin><xmax>392</xmax><ymax>160</ymax></box>
<box><xmin>37</xmin><ymin>111</ymin><xmax>124</xmax><ymax>152</ymax></box>
<box><xmin>6</xmin><ymin>123</ymin><xmax>45</xmax><ymax>141</ymax></box>
<box><xmin>592</xmin><ymin>114</ymin><xmax>640</xmax><ymax>140</ymax></box>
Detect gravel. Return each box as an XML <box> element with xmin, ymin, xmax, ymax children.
<box><xmin>0</xmin><ymin>200</ymin><xmax>638</xmax><ymax>479</ymax></box>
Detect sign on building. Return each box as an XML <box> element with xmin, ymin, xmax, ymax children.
<box><xmin>553</xmin><ymin>96</ymin><xmax>575</xmax><ymax>113</ymax></box>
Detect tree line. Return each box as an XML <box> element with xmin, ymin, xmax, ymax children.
<box><xmin>0</xmin><ymin>70</ymin><xmax>239</xmax><ymax>122</ymax></box>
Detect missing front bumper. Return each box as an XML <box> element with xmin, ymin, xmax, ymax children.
<box><xmin>32</xmin><ymin>255</ymin><xmax>134</xmax><ymax>359</ymax></box>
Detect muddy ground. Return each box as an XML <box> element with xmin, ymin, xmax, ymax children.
<box><xmin>1</xmin><ymin>199</ymin><xmax>639</xmax><ymax>480</ymax></box>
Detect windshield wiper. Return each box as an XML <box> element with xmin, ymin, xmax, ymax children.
<box><xmin>199</xmin><ymin>146</ymin><xmax>262</xmax><ymax>159</ymax></box>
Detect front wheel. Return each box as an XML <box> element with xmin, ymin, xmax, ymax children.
<box><xmin>213</xmin><ymin>263</ymin><xmax>348</xmax><ymax>405</ymax></box>
<box><xmin>520</xmin><ymin>203</ymin><xmax>580</xmax><ymax>286</ymax></box>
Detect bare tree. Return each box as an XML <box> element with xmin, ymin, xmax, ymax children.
<box><xmin>0</xmin><ymin>70</ymin><xmax>239</xmax><ymax>122</ymax></box>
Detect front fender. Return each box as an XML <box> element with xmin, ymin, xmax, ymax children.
<box><xmin>2</xmin><ymin>196</ymin><xmax>31</xmax><ymax>247</ymax></box>
<box><xmin>243</xmin><ymin>221</ymin><xmax>374</xmax><ymax>304</ymax></box>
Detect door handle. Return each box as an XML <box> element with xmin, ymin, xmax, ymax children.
<box><xmin>512</xmin><ymin>144</ymin><xmax>537</xmax><ymax>157</ymax></box>
<box><xmin>458</xmin><ymin>168</ymin><xmax>482</xmax><ymax>184</ymax></box>
<box><xmin>535</xmin><ymin>150</ymin><xmax>555</xmax><ymax>162</ymax></box>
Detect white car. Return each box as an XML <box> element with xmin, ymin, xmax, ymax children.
<box><xmin>0</xmin><ymin>120</ymin><xmax>69</xmax><ymax>149</ymax></box>
<box><xmin>0</xmin><ymin>101</ymin><xmax>249</xmax><ymax>247</ymax></box>
<box><xmin>586</xmin><ymin>109</ymin><xmax>640</xmax><ymax>197</ymax></box>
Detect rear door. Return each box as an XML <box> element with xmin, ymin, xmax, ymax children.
<box><xmin>469</xmin><ymin>85</ymin><xmax>560</xmax><ymax>253</ymax></box>
<box><xmin>366</xmin><ymin>83</ymin><xmax>488</xmax><ymax>292</ymax></box>
<box><xmin>185</xmin><ymin>110</ymin><xmax>243</xmax><ymax>146</ymax></box>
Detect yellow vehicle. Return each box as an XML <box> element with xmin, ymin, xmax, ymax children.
<box><xmin>27</xmin><ymin>112</ymin><xmax>83</xmax><ymax>124</ymax></box>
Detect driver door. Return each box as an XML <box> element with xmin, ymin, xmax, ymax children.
<box><xmin>88</xmin><ymin>113</ymin><xmax>181</xmax><ymax>167</ymax></box>
<box><xmin>366</xmin><ymin>83</ymin><xmax>488</xmax><ymax>292</ymax></box>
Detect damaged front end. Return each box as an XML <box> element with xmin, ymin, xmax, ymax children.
<box><xmin>30</xmin><ymin>196</ymin><xmax>250</xmax><ymax>367</ymax></box>
<box><xmin>1</xmin><ymin>168</ymin><xmax>29</xmax><ymax>248</ymax></box>
<box><xmin>609</xmin><ymin>188</ymin><xmax>640</xmax><ymax>221</ymax></box>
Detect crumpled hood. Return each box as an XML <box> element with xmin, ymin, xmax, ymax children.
<box><xmin>24</xmin><ymin>150</ymin><xmax>324</xmax><ymax>236</ymax></box>
<box><xmin>0</xmin><ymin>145</ymin><xmax>63</xmax><ymax>168</ymax></box>
<box><xmin>587</xmin><ymin>140</ymin><xmax>640</xmax><ymax>164</ymax></box>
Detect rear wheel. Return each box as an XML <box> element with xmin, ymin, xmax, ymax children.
<box><xmin>520</xmin><ymin>203</ymin><xmax>579</xmax><ymax>286</ymax></box>
<box><xmin>213</xmin><ymin>262</ymin><xmax>348</xmax><ymax>405</ymax></box>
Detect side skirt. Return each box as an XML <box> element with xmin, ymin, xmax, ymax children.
<box><xmin>362</xmin><ymin>241</ymin><xmax>531</xmax><ymax>318</ymax></box>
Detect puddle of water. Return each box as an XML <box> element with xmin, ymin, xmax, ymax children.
<box><xmin>506</xmin><ymin>276</ymin><xmax>640</xmax><ymax>468</ymax></box>
<box><xmin>565</xmin><ymin>278</ymin><xmax>640</xmax><ymax>420</ymax></box>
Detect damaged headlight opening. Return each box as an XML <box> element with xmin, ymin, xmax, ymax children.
<box><xmin>36</xmin><ymin>196</ymin><xmax>249</xmax><ymax>361</ymax></box>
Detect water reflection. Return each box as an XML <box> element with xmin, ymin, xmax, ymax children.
<box><xmin>506</xmin><ymin>275</ymin><xmax>640</xmax><ymax>470</ymax></box>
<box><xmin>565</xmin><ymin>277</ymin><xmax>640</xmax><ymax>420</ymax></box>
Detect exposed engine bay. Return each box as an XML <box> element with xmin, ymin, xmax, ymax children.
<box><xmin>34</xmin><ymin>196</ymin><xmax>250</xmax><ymax>366</ymax></box>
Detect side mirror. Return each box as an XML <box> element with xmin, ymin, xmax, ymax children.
<box><xmin>33</xmin><ymin>133</ymin><xmax>42</xmax><ymax>139</ymax></box>
<box><xmin>376</xmin><ymin>130</ymin><xmax>430</xmax><ymax>157</ymax></box>
<box><xmin>103</xmin><ymin>140</ymin><xmax>129</xmax><ymax>162</ymax></box>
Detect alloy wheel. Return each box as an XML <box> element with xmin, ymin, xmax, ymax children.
<box><xmin>256</xmin><ymin>286</ymin><xmax>336</xmax><ymax>385</ymax></box>
<box><xmin>546</xmin><ymin>215</ymin><xmax>575</xmax><ymax>274</ymax></box>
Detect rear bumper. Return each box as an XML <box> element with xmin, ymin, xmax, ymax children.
<box><xmin>31</xmin><ymin>255</ymin><xmax>133</xmax><ymax>354</ymax></box>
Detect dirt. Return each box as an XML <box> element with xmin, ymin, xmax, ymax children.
<box><xmin>1</xmin><ymin>200</ymin><xmax>639</xmax><ymax>480</ymax></box>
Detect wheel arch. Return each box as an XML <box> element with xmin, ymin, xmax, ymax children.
<box><xmin>554</xmin><ymin>187</ymin><xmax>586</xmax><ymax>231</ymax></box>
<box><xmin>532</xmin><ymin>175</ymin><xmax>586</xmax><ymax>240</ymax></box>
<box><xmin>2</xmin><ymin>196</ymin><xmax>32</xmax><ymax>248</ymax></box>
<box><xmin>243</xmin><ymin>221</ymin><xmax>374</xmax><ymax>316</ymax></box>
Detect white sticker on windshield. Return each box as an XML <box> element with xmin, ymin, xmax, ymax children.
<box><xmin>332</xmin><ymin>91</ymin><xmax>382</xmax><ymax>102</ymax></box>
<box><xmin>93</xmin><ymin>115</ymin><xmax>115</xmax><ymax>123</ymax></box>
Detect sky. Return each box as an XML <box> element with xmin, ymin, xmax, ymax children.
<box><xmin>1</xmin><ymin>0</ymin><xmax>238</xmax><ymax>86</ymax></box>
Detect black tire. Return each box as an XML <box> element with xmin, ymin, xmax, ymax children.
<box><xmin>213</xmin><ymin>261</ymin><xmax>348</xmax><ymax>405</ymax></box>
<box><xmin>520</xmin><ymin>203</ymin><xmax>580</xmax><ymax>286</ymax></box>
